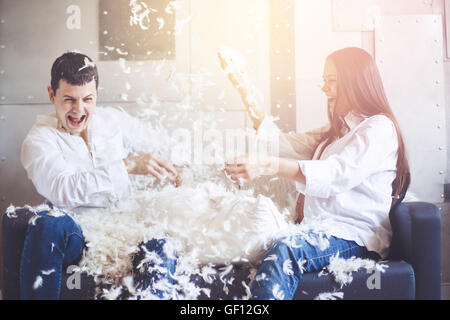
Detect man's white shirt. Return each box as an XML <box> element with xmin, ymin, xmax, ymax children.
<box><xmin>21</xmin><ymin>107</ymin><xmax>169</xmax><ymax>214</ymax></box>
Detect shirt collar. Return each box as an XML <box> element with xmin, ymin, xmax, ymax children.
<box><xmin>343</xmin><ymin>111</ymin><xmax>365</xmax><ymax>131</ymax></box>
<box><xmin>36</xmin><ymin>113</ymin><xmax>59</xmax><ymax>129</ymax></box>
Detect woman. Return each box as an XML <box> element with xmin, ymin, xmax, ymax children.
<box><xmin>222</xmin><ymin>47</ymin><xmax>410</xmax><ymax>300</ymax></box>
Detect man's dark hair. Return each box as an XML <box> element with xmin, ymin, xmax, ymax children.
<box><xmin>50</xmin><ymin>52</ymin><xmax>99</xmax><ymax>94</ymax></box>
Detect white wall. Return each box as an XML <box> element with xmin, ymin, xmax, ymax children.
<box><xmin>293</xmin><ymin>0</ymin><xmax>448</xmax><ymax>202</ymax></box>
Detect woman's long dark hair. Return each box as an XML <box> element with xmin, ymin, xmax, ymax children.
<box><xmin>319</xmin><ymin>47</ymin><xmax>410</xmax><ymax>205</ymax></box>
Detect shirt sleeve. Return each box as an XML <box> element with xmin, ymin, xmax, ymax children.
<box><xmin>104</xmin><ymin>107</ymin><xmax>173</xmax><ymax>157</ymax></box>
<box><xmin>257</xmin><ymin>116</ymin><xmax>329</xmax><ymax>160</ymax></box>
<box><xmin>296</xmin><ymin>116</ymin><xmax>398</xmax><ymax>198</ymax></box>
<box><xmin>21</xmin><ymin>132</ymin><xmax>131</xmax><ymax>210</ymax></box>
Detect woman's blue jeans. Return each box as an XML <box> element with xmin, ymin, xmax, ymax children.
<box><xmin>250</xmin><ymin>232</ymin><xmax>374</xmax><ymax>300</ymax></box>
<box><xmin>20</xmin><ymin>210</ymin><xmax>177</xmax><ymax>300</ymax></box>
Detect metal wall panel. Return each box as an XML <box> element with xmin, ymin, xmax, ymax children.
<box><xmin>189</xmin><ymin>0</ymin><xmax>270</xmax><ymax>113</ymax></box>
<box><xmin>0</xmin><ymin>0</ymin><xmax>191</xmax><ymax>104</ymax></box>
<box><xmin>270</xmin><ymin>0</ymin><xmax>296</xmax><ymax>133</ymax></box>
<box><xmin>0</xmin><ymin>105</ymin><xmax>50</xmax><ymax>209</ymax></box>
<box><xmin>332</xmin><ymin>0</ymin><xmax>437</xmax><ymax>31</ymax></box>
<box><xmin>294</xmin><ymin>0</ymin><xmax>362</xmax><ymax>132</ymax></box>
<box><xmin>375</xmin><ymin>15</ymin><xmax>447</xmax><ymax>202</ymax></box>
<box><xmin>0</xmin><ymin>0</ymin><xmax>98</xmax><ymax>104</ymax></box>
<box><xmin>98</xmin><ymin>0</ymin><xmax>176</xmax><ymax>61</ymax></box>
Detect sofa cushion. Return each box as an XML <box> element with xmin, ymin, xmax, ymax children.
<box><xmin>191</xmin><ymin>260</ymin><xmax>414</xmax><ymax>300</ymax></box>
<box><xmin>295</xmin><ymin>260</ymin><xmax>415</xmax><ymax>300</ymax></box>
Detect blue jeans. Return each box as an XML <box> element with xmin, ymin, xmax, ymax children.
<box><xmin>250</xmin><ymin>232</ymin><xmax>373</xmax><ymax>300</ymax></box>
<box><xmin>20</xmin><ymin>210</ymin><xmax>177</xmax><ymax>300</ymax></box>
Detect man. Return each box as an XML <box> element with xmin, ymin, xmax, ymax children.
<box><xmin>20</xmin><ymin>52</ymin><xmax>179</xmax><ymax>299</ymax></box>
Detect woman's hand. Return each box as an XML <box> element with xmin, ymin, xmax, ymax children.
<box><xmin>224</xmin><ymin>155</ymin><xmax>307</xmax><ymax>186</ymax></box>
<box><xmin>123</xmin><ymin>153</ymin><xmax>179</xmax><ymax>185</ymax></box>
<box><xmin>224</xmin><ymin>155</ymin><xmax>278</xmax><ymax>184</ymax></box>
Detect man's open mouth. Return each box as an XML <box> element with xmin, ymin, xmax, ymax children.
<box><xmin>67</xmin><ymin>114</ymin><xmax>87</xmax><ymax>128</ymax></box>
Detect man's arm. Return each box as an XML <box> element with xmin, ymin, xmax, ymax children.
<box><xmin>21</xmin><ymin>134</ymin><xmax>131</xmax><ymax>209</ymax></box>
<box><xmin>123</xmin><ymin>153</ymin><xmax>178</xmax><ymax>183</ymax></box>
<box><xmin>104</xmin><ymin>107</ymin><xmax>183</xmax><ymax>185</ymax></box>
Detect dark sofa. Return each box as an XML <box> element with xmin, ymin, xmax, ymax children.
<box><xmin>2</xmin><ymin>201</ymin><xmax>441</xmax><ymax>300</ymax></box>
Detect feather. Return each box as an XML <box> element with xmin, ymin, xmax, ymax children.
<box><xmin>282</xmin><ymin>259</ymin><xmax>294</xmax><ymax>276</ymax></box>
<box><xmin>78</xmin><ymin>57</ymin><xmax>95</xmax><ymax>72</ymax></box>
<box><xmin>41</xmin><ymin>269</ymin><xmax>55</xmax><ymax>275</ymax></box>
<box><xmin>33</xmin><ymin>276</ymin><xmax>43</xmax><ymax>290</ymax></box>
<box><xmin>297</xmin><ymin>259</ymin><xmax>307</xmax><ymax>274</ymax></box>
<box><xmin>28</xmin><ymin>215</ymin><xmax>41</xmax><ymax>226</ymax></box>
<box><xmin>47</xmin><ymin>209</ymin><xmax>65</xmax><ymax>218</ymax></box>
<box><xmin>272</xmin><ymin>283</ymin><xmax>285</xmax><ymax>300</ymax></box>
<box><xmin>5</xmin><ymin>204</ymin><xmax>17</xmax><ymax>218</ymax></box>
<box><xmin>241</xmin><ymin>281</ymin><xmax>252</xmax><ymax>300</ymax></box>
<box><xmin>324</xmin><ymin>254</ymin><xmax>389</xmax><ymax>288</ymax></box>
<box><xmin>314</xmin><ymin>291</ymin><xmax>344</xmax><ymax>300</ymax></box>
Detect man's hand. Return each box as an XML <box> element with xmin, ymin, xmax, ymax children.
<box><xmin>224</xmin><ymin>155</ymin><xmax>278</xmax><ymax>185</ymax></box>
<box><xmin>173</xmin><ymin>165</ymin><xmax>193</xmax><ymax>187</ymax></box>
<box><xmin>123</xmin><ymin>153</ymin><xmax>179</xmax><ymax>185</ymax></box>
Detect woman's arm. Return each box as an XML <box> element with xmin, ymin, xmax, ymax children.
<box><xmin>226</xmin><ymin>115</ymin><xmax>398</xmax><ymax>199</ymax></box>
<box><xmin>218</xmin><ymin>50</ymin><xmax>265</xmax><ymax>130</ymax></box>
<box><xmin>225</xmin><ymin>155</ymin><xmax>305</xmax><ymax>185</ymax></box>
<box><xmin>218</xmin><ymin>51</ymin><xmax>328</xmax><ymax>160</ymax></box>
<box><xmin>276</xmin><ymin>157</ymin><xmax>306</xmax><ymax>184</ymax></box>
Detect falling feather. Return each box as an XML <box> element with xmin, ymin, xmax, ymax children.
<box><xmin>6</xmin><ymin>204</ymin><xmax>17</xmax><ymax>218</ymax></box>
<box><xmin>297</xmin><ymin>259</ymin><xmax>307</xmax><ymax>274</ymax></box>
<box><xmin>272</xmin><ymin>283</ymin><xmax>285</xmax><ymax>300</ymax></box>
<box><xmin>281</xmin><ymin>236</ymin><xmax>303</xmax><ymax>248</ymax></box>
<box><xmin>156</xmin><ymin>17</ymin><xmax>165</xmax><ymax>30</ymax></box>
<box><xmin>116</xmin><ymin>48</ymin><xmax>129</xmax><ymax>56</ymax></box>
<box><xmin>119</xmin><ymin>58</ymin><xmax>131</xmax><ymax>74</ymax></box>
<box><xmin>174</xmin><ymin>16</ymin><xmax>191</xmax><ymax>35</ymax></box>
<box><xmin>255</xmin><ymin>273</ymin><xmax>267</xmax><ymax>282</ymax></box>
<box><xmin>41</xmin><ymin>269</ymin><xmax>55</xmax><ymax>275</ymax></box>
<box><xmin>33</xmin><ymin>275</ymin><xmax>43</xmax><ymax>290</ymax></box>
<box><xmin>325</xmin><ymin>254</ymin><xmax>389</xmax><ymax>288</ymax></box>
<box><xmin>28</xmin><ymin>214</ymin><xmax>41</xmax><ymax>226</ymax></box>
<box><xmin>78</xmin><ymin>57</ymin><xmax>96</xmax><ymax>72</ymax></box>
<box><xmin>47</xmin><ymin>209</ymin><xmax>65</xmax><ymax>218</ymax></box>
<box><xmin>282</xmin><ymin>259</ymin><xmax>294</xmax><ymax>276</ymax></box>
<box><xmin>241</xmin><ymin>281</ymin><xmax>252</xmax><ymax>300</ymax></box>
<box><xmin>314</xmin><ymin>291</ymin><xmax>344</xmax><ymax>300</ymax></box>
<box><xmin>264</xmin><ymin>254</ymin><xmax>277</xmax><ymax>262</ymax></box>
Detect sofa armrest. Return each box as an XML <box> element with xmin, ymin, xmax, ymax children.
<box><xmin>1</xmin><ymin>207</ymin><xmax>36</xmax><ymax>299</ymax></box>
<box><xmin>389</xmin><ymin>202</ymin><xmax>441</xmax><ymax>300</ymax></box>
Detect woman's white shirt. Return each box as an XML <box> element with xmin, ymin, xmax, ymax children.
<box><xmin>257</xmin><ymin>113</ymin><xmax>398</xmax><ymax>258</ymax></box>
